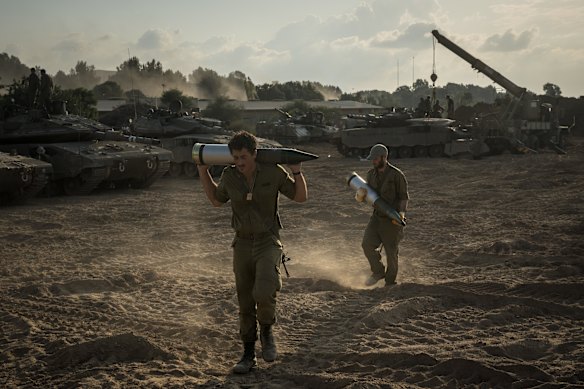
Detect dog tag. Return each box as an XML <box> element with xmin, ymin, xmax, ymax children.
<box><xmin>246</xmin><ymin>193</ymin><xmax>253</xmax><ymax>201</ymax></box>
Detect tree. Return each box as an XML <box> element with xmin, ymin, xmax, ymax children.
<box><xmin>543</xmin><ymin>83</ymin><xmax>562</xmax><ymax>97</ymax></box>
<box><xmin>93</xmin><ymin>81</ymin><xmax>124</xmax><ymax>99</ymax></box>
<box><xmin>117</xmin><ymin>56</ymin><xmax>141</xmax><ymax>72</ymax></box>
<box><xmin>53</xmin><ymin>70</ymin><xmax>73</xmax><ymax>90</ymax></box>
<box><xmin>412</xmin><ymin>78</ymin><xmax>429</xmax><ymax>90</ymax></box>
<box><xmin>255</xmin><ymin>81</ymin><xmax>324</xmax><ymax>101</ymax></box>
<box><xmin>161</xmin><ymin>88</ymin><xmax>193</xmax><ymax>110</ymax></box>
<box><xmin>125</xmin><ymin>89</ymin><xmax>147</xmax><ymax>102</ymax></box>
<box><xmin>256</xmin><ymin>82</ymin><xmax>286</xmax><ymax>100</ymax></box>
<box><xmin>281</xmin><ymin>100</ymin><xmax>311</xmax><ymax>116</ymax></box>
<box><xmin>203</xmin><ymin>96</ymin><xmax>242</xmax><ymax>124</ymax></box>
<box><xmin>460</xmin><ymin>91</ymin><xmax>474</xmax><ymax>106</ymax></box>
<box><xmin>190</xmin><ymin>67</ymin><xmax>226</xmax><ymax>99</ymax></box>
<box><xmin>73</xmin><ymin>61</ymin><xmax>99</xmax><ymax>87</ymax></box>
<box><xmin>228</xmin><ymin>70</ymin><xmax>257</xmax><ymax>100</ymax></box>
<box><xmin>1</xmin><ymin>78</ymin><xmax>29</xmax><ymax>110</ymax></box>
<box><xmin>142</xmin><ymin>59</ymin><xmax>163</xmax><ymax>76</ymax></box>
<box><xmin>53</xmin><ymin>86</ymin><xmax>98</xmax><ymax>118</ymax></box>
<box><xmin>0</xmin><ymin>52</ymin><xmax>29</xmax><ymax>85</ymax></box>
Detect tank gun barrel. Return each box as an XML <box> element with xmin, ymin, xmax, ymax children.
<box><xmin>431</xmin><ymin>29</ymin><xmax>526</xmax><ymax>99</ymax></box>
<box><xmin>275</xmin><ymin>108</ymin><xmax>292</xmax><ymax>119</ymax></box>
<box><xmin>93</xmin><ymin>130</ymin><xmax>161</xmax><ymax>145</ymax></box>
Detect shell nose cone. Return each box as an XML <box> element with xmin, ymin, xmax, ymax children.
<box><xmin>257</xmin><ymin>148</ymin><xmax>319</xmax><ymax>164</ymax></box>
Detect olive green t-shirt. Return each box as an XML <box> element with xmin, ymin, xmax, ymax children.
<box><xmin>366</xmin><ymin>162</ymin><xmax>409</xmax><ymax>212</ymax></box>
<box><xmin>216</xmin><ymin>162</ymin><xmax>296</xmax><ymax>233</ymax></box>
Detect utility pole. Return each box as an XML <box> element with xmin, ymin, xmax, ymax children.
<box><xmin>412</xmin><ymin>56</ymin><xmax>415</xmax><ymax>88</ymax></box>
<box><xmin>397</xmin><ymin>58</ymin><xmax>400</xmax><ymax>89</ymax></box>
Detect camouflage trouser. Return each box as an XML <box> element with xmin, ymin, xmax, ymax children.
<box><xmin>361</xmin><ymin>215</ymin><xmax>404</xmax><ymax>284</ymax></box>
<box><xmin>232</xmin><ymin>233</ymin><xmax>283</xmax><ymax>343</ymax></box>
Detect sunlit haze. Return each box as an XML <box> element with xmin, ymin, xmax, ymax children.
<box><xmin>1</xmin><ymin>0</ymin><xmax>583</xmax><ymax>97</ymax></box>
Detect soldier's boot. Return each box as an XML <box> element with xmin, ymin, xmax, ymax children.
<box><xmin>232</xmin><ymin>342</ymin><xmax>256</xmax><ymax>374</ymax></box>
<box><xmin>260</xmin><ymin>324</ymin><xmax>277</xmax><ymax>362</ymax></box>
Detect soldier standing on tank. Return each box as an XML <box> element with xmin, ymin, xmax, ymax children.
<box><xmin>424</xmin><ymin>96</ymin><xmax>432</xmax><ymax>117</ymax></box>
<box><xmin>39</xmin><ymin>69</ymin><xmax>53</xmax><ymax>113</ymax></box>
<box><xmin>432</xmin><ymin>99</ymin><xmax>444</xmax><ymax>118</ymax></box>
<box><xmin>446</xmin><ymin>95</ymin><xmax>455</xmax><ymax>119</ymax></box>
<box><xmin>197</xmin><ymin>130</ymin><xmax>308</xmax><ymax>374</ymax></box>
<box><xmin>361</xmin><ymin>144</ymin><xmax>409</xmax><ymax>287</ymax></box>
<box><xmin>27</xmin><ymin>68</ymin><xmax>40</xmax><ymax>108</ymax></box>
<box><xmin>415</xmin><ymin>97</ymin><xmax>425</xmax><ymax>118</ymax></box>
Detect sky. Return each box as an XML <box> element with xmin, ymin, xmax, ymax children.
<box><xmin>1</xmin><ymin>0</ymin><xmax>583</xmax><ymax>97</ymax></box>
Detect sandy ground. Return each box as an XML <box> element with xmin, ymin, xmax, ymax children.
<box><xmin>1</xmin><ymin>139</ymin><xmax>583</xmax><ymax>388</ymax></box>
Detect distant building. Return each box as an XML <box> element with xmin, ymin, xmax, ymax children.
<box><xmin>96</xmin><ymin>98</ymin><xmax>127</xmax><ymax>114</ymax></box>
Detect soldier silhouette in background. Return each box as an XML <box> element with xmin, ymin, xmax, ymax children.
<box><xmin>424</xmin><ymin>96</ymin><xmax>431</xmax><ymax>117</ymax></box>
<box><xmin>446</xmin><ymin>95</ymin><xmax>455</xmax><ymax>119</ymax></box>
<box><xmin>415</xmin><ymin>97</ymin><xmax>425</xmax><ymax>118</ymax></box>
<box><xmin>432</xmin><ymin>99</ymin><xmax>444</xmax><ymax>118</ymax></box>
<box><xmin>39</xmin><ymin>69</ymin><xmax>53</xmax><ymax>112</ymax></box>
<box><xmin>27</xmin><ymin>68</ymin><xmax>40</xmax><ymax>108</ymax></box>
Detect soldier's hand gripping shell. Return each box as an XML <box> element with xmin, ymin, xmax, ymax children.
<box><xmin>355</xmin><ymin>187</ymin><xmax>367</xmax><ymax>203</ymax></box>
<box><xmin>391</xmin><ymin>211</ymin><xmax>407</xmax><ymax>226</ymax></box>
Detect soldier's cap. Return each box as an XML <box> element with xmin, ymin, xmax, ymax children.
<box><xmin>366</xmin><ymin>144</ymin><xmax>388</xmax><ymax>160</ymax></box>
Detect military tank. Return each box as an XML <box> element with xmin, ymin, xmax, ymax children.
<box><xmin>338</xmin><ymin>111</ymin><xmax>484</xmax><ymax>158</ymax></box>
<box><xmin>0</xmin><ymin>151</ymin><xmax>52</xmax><ymax>204</ymax></box>
<box><xmin>0</xmin><ymin>106</ymin><xmax>172</xmax><ymax>195</ymax></box>
<box><xmin>131</xmin><ymin>108</ymin><xmax>281</xmax><ymax>178</ymax></box>
<box><xmin>290</xmin><ymin>110</ymin><xmax>339</xmax><ymax>142</ymax></box>
<box><xmin>256</xmin><ymin>109</ymin><xmax>339</xmax><ymax>145</ymax></box>
<box><xmin>255</xmin><ymin>109</ymin><xmax>311</xmax><ymax>145</ymax></box>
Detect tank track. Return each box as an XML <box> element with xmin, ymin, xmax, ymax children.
<box><xmin>20</xmin><ymin>170</ymin><xmax>50</xmax><ymax>200</ymax></box>
<box><xmin>131</xmin><ymin>159</ymin><xmax>170</xmax><ymax>189</ymax></box>
<box><xmin>62</xmin><ymin>168</ymin><xmax>109</xmax><ymax>196</ymax></box>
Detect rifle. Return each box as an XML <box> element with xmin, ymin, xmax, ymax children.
<box><xmin>281</xmin><ymin>252</ymin><xmax>292</xmax><ymax>278</ymax></box>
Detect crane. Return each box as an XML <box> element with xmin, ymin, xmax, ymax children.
<box><xmin>431</xmin><ymin>29</ymin><xmax>566</xmax><ymax>152</ymax></box>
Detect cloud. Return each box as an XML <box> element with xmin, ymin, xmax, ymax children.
<box><xmin>480</xmin><ymin>29</ymin><xmax>536</xmax><ymax>52</ymax></box>
<box><xmin>52</xmin><ymin>34</ymin><xmax>86</xmax><ymax>56</ymax></box>
<box><xmin>136</xmin><ymin>29</ymin><xmax>175</xmax><ymax>50</ymax></box>
<box><xmin>371</xmin><ymin>22</ymin><xmax>436</xmax><ymax>50</ymax></box>
<box><xmin>4</xmin><ymin>43</ymin><xmax>20</xmax><ymax>56</ymax></box>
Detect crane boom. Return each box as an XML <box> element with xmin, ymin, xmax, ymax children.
<box><xmin>431</xmin><ymin>30</ymin><xmax>527</xmax><ymax>99</ymax></box>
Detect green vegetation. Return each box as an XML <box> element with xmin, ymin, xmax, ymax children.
<box><xmin>0</xmin><ymin>52</ymin><xmax>569</xmax><ymax>125</ymax></box>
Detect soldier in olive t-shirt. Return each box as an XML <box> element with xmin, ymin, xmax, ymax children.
<box><xmin>197</xmin><ymin>131</ymin><xmax>307</xmax><ymax>374</ymax></box>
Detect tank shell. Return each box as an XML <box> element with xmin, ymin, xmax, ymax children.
<box><xmin>132</xmin><ymin>111</ymin><xmax>280</xmax><ymax>178</ymax></box>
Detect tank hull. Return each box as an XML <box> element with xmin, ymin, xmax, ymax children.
<box><xmin>339</xmin><ymin>117</ymin><xmax>478</xmax><ymax>158</ymax></box>
<box><xmin>0</xmin><ymin>141</ymin><xmax>172</xmax><ymax>195</ymax></box>
<box><xmin>0</xmin><ymin>152</ymin><xmax>52</xmax><ymax>204</ymax></box>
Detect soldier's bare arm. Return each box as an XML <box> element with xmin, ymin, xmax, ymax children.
<box><xmin>288</xmin><ymin>163</ymin><xmax>307</xmax><ymax>203</ymax></box>
<box><xmin>197</xmin><ymin>165</ymin><xmax>224</xmax><ymax>207</ymax></box>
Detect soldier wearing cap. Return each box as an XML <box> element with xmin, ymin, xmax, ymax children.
<box><xmin>197</xmin><ymin>130</ymin><xmax>307</xmax><ymax>374</ymax></box>
<box><xmin>361</xmin><ymin>144</ymin><xmax>409</xmax><ymax>286</ymax></box>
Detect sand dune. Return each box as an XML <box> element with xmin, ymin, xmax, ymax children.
<box><xmin>1</xmin><ymin>139</ymin><xmax>583</xmax><ymax>388</ymax></box>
